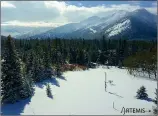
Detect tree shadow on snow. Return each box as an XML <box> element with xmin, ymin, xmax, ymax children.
<box><xmin>138</xmin><ymin>97</ymin><xmax>154</xmax><ymax>103</ymax></box>
<box><xmin>35</xmin><ymin>75</ymin><xmax>67</xmax><ymax>89</ymax></box>
<box><xmin>48</xmin><ymin>95</ymin><xmax>54</xmax><ymax>99</ymax></box>
<box><xmin>1</xmin><ymin>97</ymin><xmax>31</xmax><ymax>115</ymax></box>
<box><xmin>36</xmin><ymin>78</ymin><xmax>60</xmax><ymax>88</ymax></box>
<box><xmin>108</xmin><ymin>92</ymin><xmax>123</xmax><ymax>98</ymax></box>
<box><xmin>145</xmin><ymin>97</ymin><xmax>154</xmax><ymax>102</ymax></box>
<box><xmin>57</xmin><ymin>75</ymin><xmax>67</xmax><ymax>81</ymax></box>
<box><xmin>48</xmin><ymin>78</ymin><xmax>60</xmax><ymax>87</ymax></box>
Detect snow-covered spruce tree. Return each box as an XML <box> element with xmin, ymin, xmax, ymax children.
<box><xmin>154</xmin><ymin>88</ymin><xmax>158</xmax><ymax>104</ymax></box>
<box><xmin>1</xmin><ymin>35</ymin><xmax>29</xmax><ymax>103</ymax></box>
<box><xmin>20</xmin><ymin>63</ymin><xmax>34</xmax><ymax>99</ymax></box>
<box><xmin>43</xmin><ymin>47</ymin><xmax>53</xmax><ymax>79</ymax></box>
<box><xmin>153</xmin><ymin>88</ymin><xmax>158</xmax><ymax>115</ymax></box>
<box><xmin>118</xmin><ymin>60</ymin><xmax>122</xmax><ymax>68</ymax></box>
<box><xmin>136</xmin><ymin>86</ymin><xmax>148</xmax><ymax>100</ymax></box>
<box><xmin>55</xmin><ymin>50</ymin><xmax>62</xmax><ymax>77</ymax></box>
<box><xmin>56</xmin><ymin>64</ymin><xmax>62</xmax><ymax>77</ymax></box>
<box><xmin>32</xmin><ymin>55</ymin><xmax>42</xmax><ymax>82</ymax></box>
<box><xmin>46</xmin><ymin>84</ymin><xmax>53</xmax><ymax>98</ymax></box>
<box><xmin>76</xmin><ymin>49</ymin><xmax>85</xmax><ymax>65</ymax></box>
<box><xmin>98</xmin><ymin>51</ymin><xmax>106</xmax><ymax>65</ymax></box>
<box><xmin>23</xmin><ymin>71</ymin><xmax>35</xmax><ymax>97</ymax></box>
<box><xmin>23</xmin><ymin>52</ymin><xmax>35</xmax><ymax>97</ymax></box>
<box><xmin>26</xmin><ymin>51</ymin><xmax>34</xmax><ymax>75</ymax></box>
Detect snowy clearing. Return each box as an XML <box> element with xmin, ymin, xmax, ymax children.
<box><xmin>1</xmin><ymin>66</ymin><xmax>156</xmax><ymax>115</ymax></box>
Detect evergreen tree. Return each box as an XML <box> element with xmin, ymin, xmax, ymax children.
<box><xmin>43</xmin><ymin>46</ymin><xmax>53</xmax><ymax>79</ymax></box>
<box><xmin>136</xmin><ymin>86</ymin><xmax>148</xmax><ymax>100</ymax></box>
<box><xmin>98</xmin><ymin>51</ymin><xmax>106</xmax><ymax>65</ymax></box>
<box><xmin>26</xmin><ymin>51</ymin><xmax>34</xmax><ymax>74</ymax></box>
<box><xmin>46</xmin><ymin>84</ymin><xmax>53</xmax><ymax>98</ymax></box>
<box><xmin>32</xmin><ymin>55</ymin><xmax>42</xmax><ymax>82</ymax></box>
<box><xmin>55</xmin><ymin>51</ymin><xmax>62</xmax><ymax>77</ymax></box>
<box><xmin>23</xmin><ymin>72</ymin><xmax>34</xmax><ymax>97</ymax></box>
<box><xmin>55</xmin><ymin>64</ymin><xmax>62</xmax><ymax>77</ymax></box>
<box><xmin>101</xmin><ymin>35</ymin><xmax>107</xmax><ymax>51</ymax></box>
<box><xmin>153</xmin><ymin>88</ymin><xmax>158</xmax><ymax>115</ymax></box>
<box><xmin>154</xmin><ymin>88</ymin><xmax>157</xmax><ymax>105</ymax></box>
<box><xmin>118</xmin><ymin>60</ymin><xmax>123</xmax><ymax>68</ymax></box>
<box><xmin>24</xmin><ymin>52</ymin><xmax>35</xmax><ymax>96</ymax></box>
<box><xmin>1</xmin><ymin>35</ymin><xmax>29</xmax><ymax>103</ymax></box>
<box><xmin>76</xmin><ymin>49</ymin><xmax>85</xmax><ymax>65</ymax></box>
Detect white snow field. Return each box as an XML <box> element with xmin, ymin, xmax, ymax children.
<box><xmin>1</xmin><ymin>66</ymin><xmax>157</xmax><ymax>115</ymax></box>
<box><xmin>105</xmin><ymin>19</ymin><xmax>131</xmax><ymax>37</ymax></box>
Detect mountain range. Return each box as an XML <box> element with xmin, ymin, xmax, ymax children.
<box><xmin>3</xmin><ymin>9</ymin><xmax>157</xmax><ymax>40</ymax></box>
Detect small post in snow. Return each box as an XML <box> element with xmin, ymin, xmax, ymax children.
<box><xmin>113</xmin><ymin>101</ymin><xmax>119</xmax><ymax>111</ymax></box>
<box><xmin>105</xmin><ymin>72</ymin><xmax>107</xmax><ymax>92</ymax></box>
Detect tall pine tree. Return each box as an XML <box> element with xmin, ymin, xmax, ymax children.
<box><xmin>1</xmin><ymin>35</ymin><xmax>30</xmax><ymax>103</ymax></box>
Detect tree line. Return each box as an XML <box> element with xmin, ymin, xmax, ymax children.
<box><xmin>124</xmin><ymin>46</ymin><xmax>157</xmax><ymax>79</ymax></box>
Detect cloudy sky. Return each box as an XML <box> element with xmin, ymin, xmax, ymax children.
<box><xmin>1</xmin><ymin>1</ymin><xmax>157</xmax><ymax>27</ymax></box>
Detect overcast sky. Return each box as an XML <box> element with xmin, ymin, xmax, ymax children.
<box><xmin>1</xmin><ymin>1</ymin><xmax>157</xmax><ymax>27</ymax></box>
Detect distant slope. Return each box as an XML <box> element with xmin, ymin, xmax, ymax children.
<box><xmin>15</xmin><ymin>27</ymin><xmax>52</xmax><ymax>39</ymax></box>
<box><xmin>1</xmin><ymin>26</ymin><xmax>53</xmax><ymax>39</ymax></box>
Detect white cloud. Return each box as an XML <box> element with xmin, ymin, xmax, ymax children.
<box><xmin>1</xmin><ymin>1</ymin><xmax>16</xmax><ymax>8</ymax></box>
<box><xmin>1</xmin><ymin>1</ymin><xmax>60</xmax><ymax>22</ymax></box>
<box><xmin>44</xmin><ymin>1</ymin><xmax>67</xmax><ymax>14</ymax></box>
<box><xmin>43</xmin><ymin>2</ymin><xmax>157</xmax><ymax>21</ymax></box>
<box><xmin>43</xmin><ymin>1</ymin><xmax>156</xmax><ymax>14</ymax></box>
<box><xmin>1</xmin><ymin>20</ymin><xmax>66</xmax><ymax>27</ymax></box>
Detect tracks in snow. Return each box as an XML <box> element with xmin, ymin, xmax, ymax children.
<box><xmin>108</xmin><ymin>92</ymin><xmax>123</xmax><ymax>98</ymax></box>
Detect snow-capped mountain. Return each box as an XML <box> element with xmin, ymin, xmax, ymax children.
<box><xmin>17</xmin><ymin>9</ymin><xmax>157</xmax><ymax>40</ymax></box>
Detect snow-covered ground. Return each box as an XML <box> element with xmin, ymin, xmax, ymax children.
<box><xmin>1</xmin><ymin>66</ymin><xmax>157</xmax><ymax>115</ymax></box>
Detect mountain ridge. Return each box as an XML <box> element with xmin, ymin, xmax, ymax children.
<box><xmin>15</xmin><ymin>9</ymin><xmax>157</xmax><ymax>40</ymax></box>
